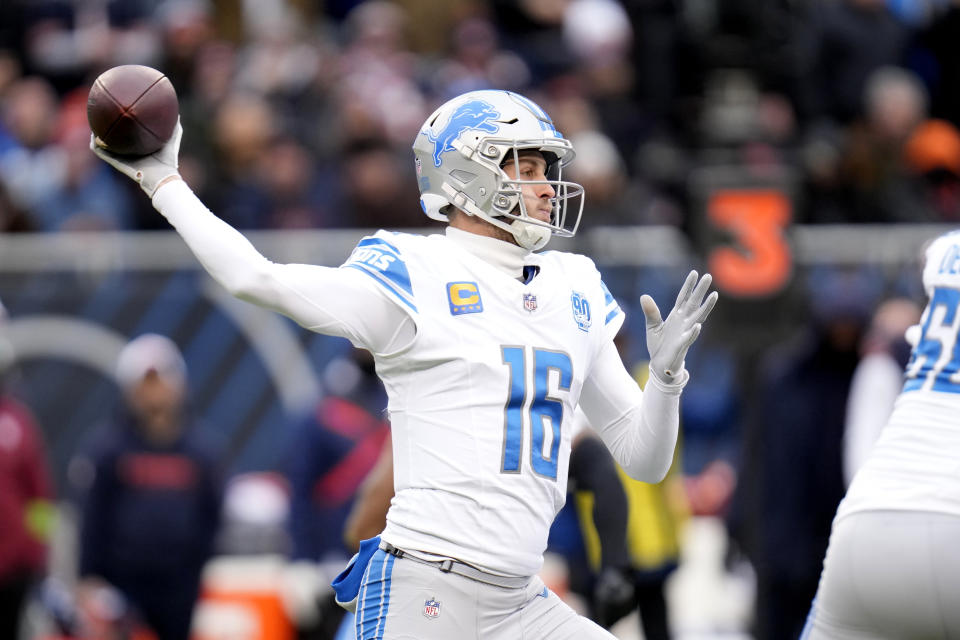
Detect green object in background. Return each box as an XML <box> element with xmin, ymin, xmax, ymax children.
<box><xmin>24</xmin><ymin>499</ymin><xmax>56</xmax><ymax>543</ymax></box>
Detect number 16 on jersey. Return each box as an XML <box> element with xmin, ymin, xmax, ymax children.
<box><xmin>501</xmin><ymin>346</ymin><xmax>573</xmax><ymax>480</ymax></box>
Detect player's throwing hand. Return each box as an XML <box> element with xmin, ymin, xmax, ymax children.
<box><xmin>640</xmin><ymin>270</ymin><xmax>718</xmax><ymax>384</ymax></box>
<box><xmin>90</xmin><ymin>119</ymin><xmax>183</xmax><ymax>197</ymax></box>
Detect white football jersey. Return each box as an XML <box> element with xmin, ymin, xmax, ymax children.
<box><xmin>340</xmin><ymin>230</ymin><xmax>624</xmax><ymax>576</ymax></box>
<box><xmin>837</xmin><ymin>230</ymin><xmax>960</xmax><ymax>521</ymax></box>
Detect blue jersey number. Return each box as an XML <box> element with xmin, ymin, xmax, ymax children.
<box><xmin>501</xmin><ymin>346</ymin><xmax>573</xmax><ymax>479</ymax></box>
<box><xmin>904</xmin><ymin>286</ymin><xmax>960</xmax><ymax>394</ymax></box>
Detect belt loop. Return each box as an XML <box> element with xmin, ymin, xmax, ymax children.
<box><xmin>439</xmin><ymin>559</ymin><xmax>453</xmax><ymax>573</ymax></box>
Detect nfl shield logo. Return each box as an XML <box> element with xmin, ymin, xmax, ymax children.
<box><xmin>423</xmin><ymin>598</ymin><xmax>441</xmax><ymax>619</ymax></box>
<box><xmin>523</xmin><ymin>293</ymin><xmax>538</xmax><ymax>312</ymax></box>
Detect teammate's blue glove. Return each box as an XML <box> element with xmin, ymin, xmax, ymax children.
<box><xmin>640</xmin><ymin>270</ymin><xmax>718</xmax><ymax>385</ymax></box>
<box><xmin>89</xmin><ymin>119</ymin><xmax>183</xmax><ymax>198</ymax></box>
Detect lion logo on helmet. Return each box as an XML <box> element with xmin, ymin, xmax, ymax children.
<box><xmin>426</xmin><ymin>99</ymin><xmax>500</xmax><ymax>167</ymax></box>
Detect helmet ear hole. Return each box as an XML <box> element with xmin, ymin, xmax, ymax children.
<box><xmin>420</xmin><ymin>193</ymin><xmax>454</xmax><ymax>221</ymax></box>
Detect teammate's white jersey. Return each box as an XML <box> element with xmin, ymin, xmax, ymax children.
<box><xmin>837</xmin><ymin>230</ymin><xmax>960</xmax><ymax>521</ymax></box>
<box><xmin>342</xmin><ymin>230</ymin><xmax>623</xmax><ymax>577</ymax></box>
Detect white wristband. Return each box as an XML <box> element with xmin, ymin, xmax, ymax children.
<box><xmin>648</xmin><ymin>367</ymin><xmax>689</xmax><ymax>394</ymax></box>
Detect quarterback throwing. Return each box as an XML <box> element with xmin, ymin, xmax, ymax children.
<box><xmin>91</xmin><ymin>89</ymin><xmax>717</xmax><ymax>640</ymax></box>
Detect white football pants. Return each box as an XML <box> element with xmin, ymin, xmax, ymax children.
<box><xmin>802</xmin><ymin>509</ymin><xmax>960</xmax><ymax>639</ymax></box>
<box><xmin>352</xmin><ymin>548</ymin><xmax>616</xmax><ymax>640</ymax></box>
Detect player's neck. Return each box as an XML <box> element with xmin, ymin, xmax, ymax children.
<box><xmin>445</xmin><ymin>226</ymin><xmax>530</xmax><ymax>280</ymax></box>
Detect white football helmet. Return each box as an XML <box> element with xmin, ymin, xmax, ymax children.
<box><xmin>413</xmin><ymin>90</ymin><xmax>584</xmax><ymax>250</ymax></box>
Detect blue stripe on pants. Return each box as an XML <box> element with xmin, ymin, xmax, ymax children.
<box><xmin>356</xmin><ymin>550</ymin><xmax>395</xmax><ymax>639</ymax></box>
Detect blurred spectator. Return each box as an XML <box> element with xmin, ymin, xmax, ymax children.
<box><xmin>70</xmin><ymin>333</ymin><xmax>224</xmax><ymax>640</ymax></box>
<box><xmin>564</xmin><ymin>0</ymin><xmax>646</xmax><ymax>169</ymax></box>
<box><xmin>490</xmin><ymin>0</ymin><xmax>576</xmax><ymax>83</ymax></box>
<box><xmin>623</xmin><ymin>0</ymin><xmax>685</xmax><ymax>136</ymax></box>
<box><xmin>903</xmin><ymin>118</ymin><xmax>960</xmax><ymax>220</ymax></box>
<box><xmin>912</xmin><ymin>1</ymin><xmax>960</xmax><ymax>126</ymax></box>
<box><xmin>233</xmin><ymin>3</ymin><xmax>325</xmax><ymax>101</ymax></box>
<box><xmin>840</xmin><ymin>66</ymin><xmax>930</xmax><ymax>222</ymax></box>
<box><xmin>216</xmin><ymin>471</ymin><xmax>291</xmax><ymax>557</ymax></box>
<box><xmin>394</xmin><ymin>0</ymin><xmax>482</xmax><ymax>56</ymax></box>
<box><xmin>33</xmin><ymin>87</ymin><xmax>135</xmax><ymax>231</ymax></box>
<box><xmin>0</xmin><ymin>75</ymin><xmax>67</xmax><ymax>219</ymax></box>
<box><xmin>156</xmin><ymin>0</ymin><xmax>216</xmax><ymax>94</ymax></box>
<box><xmin>562</xmin><ymin>0</ymin><xmax>632</xmax><ymax>70</ymax></box>
<box><xmin>796</xmin><ymin>0</ymin><xmax>909</xmax><ymax>124</ymax></box>
<box><xmin>843</xmin><ymin>296</ymin><xmax>922</xmax><ymax>485</ymax></box>
<box><xmin>337</xmin><ymin>137</ymin><xmax>426</xmax><ymax>229</ymax></box>
<box><xmin>21</xmin><ymin>1</ymin><xmax>162</xmax><ymax>91</ymax></box>
<box><xmin>205</xmin><ymin>92</ymin><xmax>277</xmax><ymax>228</ymax></box>
<box><xmin>335</xmin><ymin>1</ymin><xmax>427</xmax><ymax>148</ymax></box>
<box><xmin>0</xmin><ymin>298</ymin><xmax>56</xmax><ymax>640</ymax></box>
<box><xmin>805</xmin><ymin>65</ymin><xmax>935</xmax><ymax>223</ymax></box>
<box><xmin>429</xmin><ymin>16</ymin><xmax>531</xmax><ymax>98</ymax></box>
<box><xmin>0</xmin><ymin>179</ymin><xmax>34</xmax><ymax>231</ymax></box>
<box><xmin>677</xmin><ymin>342</ymin><xmax>742</xmax><ymax>481</ymax></box>
<box><xmin>0</xmin><ymin>49</ymin><xmax>22</xmax><ymax>98</ymax></box>
<box><xmin>886</xmin><ymin>0</ymin><xmax>949</xmax><ymax>26</ymax></box>
<box><xmin>255</xmin><ymin>135</ymin><xmax>340</xmax><ymax>230</ymax></box>
<box><xmin>746</xmin><ymin>269</ymin><xmax>873</xmax><ymax>640</ymax></box>
<box><xmin>565</xmin><ymin>130</ymin><xmax>633</xmax><ymax>225</ymax></box>
<box><xmin>555</xmin><ymin>96</ymin><xmax>677</xmax><ymax>226</ymax></box>
<box><xmin>282</xmin><ymin>349</ymin><xmax>389</xmax><ymax>639</ymax></box>
<box><xmin>0</xmin><ymin>0</ymin><xmax>950</xmax><ymax>234</ymax></box>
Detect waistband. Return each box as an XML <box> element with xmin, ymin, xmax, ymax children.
<box><xmin>379</xmin><ymin>541</ymin><xmax>531</xmax><ymax>589</ymax></box>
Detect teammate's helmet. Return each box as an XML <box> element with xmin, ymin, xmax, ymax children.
<box><xmin>413</xmin><ymin>90</ymin><xmax>584</xmax><ymax>250</ymax></box>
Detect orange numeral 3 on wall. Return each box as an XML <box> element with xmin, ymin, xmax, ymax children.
<box><xmin>707</xmin><ymin>190</ymin><xmax>792</xmax><ymax>297</ymax></box>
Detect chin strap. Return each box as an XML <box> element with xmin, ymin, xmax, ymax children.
<box><xmin>510</xmin><ymin>219</ymin><xmax>551</xmax><ymax>250</ymax></box>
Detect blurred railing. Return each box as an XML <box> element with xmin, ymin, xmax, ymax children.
<box><xmin>0</xmin><ymin>223</ymin><xmax>952</xmax><ymax>490</ymax></box>
<box><xmin>0</xmin><ymin>223</ymin><xmax>952</xmax><ymax>270</ymax></box>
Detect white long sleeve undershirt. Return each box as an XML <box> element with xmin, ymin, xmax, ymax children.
<box><xmin>153</xmin><ymin>179</ymin><xmax>415</xmax><ymax>354</ymax></box>
<box><xmin>577</xmin><ymin>340</ymin><xmax>682</xmax><ymax>483</ymax></box>
<box><xmin>151</xmin><ymin>179</ymin><xmax>682</xmax><ymax>481</ymax></box>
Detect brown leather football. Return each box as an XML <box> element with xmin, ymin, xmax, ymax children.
<box><xmin>87</xmin><ymin>65</ymin><xmax>179</xmax><ymax>157</ymax></box>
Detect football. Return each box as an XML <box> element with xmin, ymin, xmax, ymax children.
<box><xmin>87</xmin><ymin>65</ymin><xmax>179</xmax><ymax>156</ymax></box>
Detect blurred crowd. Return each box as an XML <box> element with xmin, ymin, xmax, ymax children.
<box><xmin>1</xmin><ymin>0</ymin><xmax>960</xmax><ymax>235</ymax></box>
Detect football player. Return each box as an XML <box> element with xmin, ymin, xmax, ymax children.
<box><xmin>802</xmin><ymin>230</ymin><xmax>960</xmax><ymax>638</ymax></box>
<box><xmin>91</xmin><ymin>89</ymin><xmax>717</xmax><ymax>640</ymax></box>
